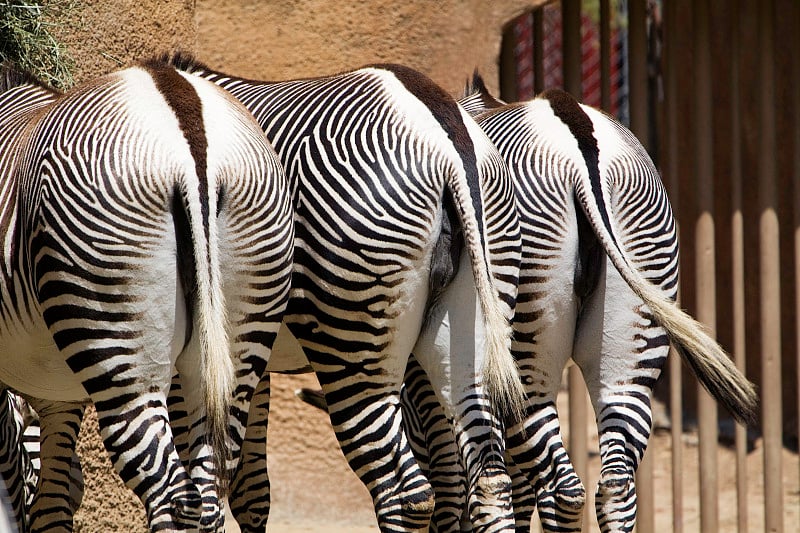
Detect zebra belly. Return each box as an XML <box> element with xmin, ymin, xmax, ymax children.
<box><xmin>0</xmin><ymin>321</ymin><xmax>86</xmax><ymax>402</ymax></box>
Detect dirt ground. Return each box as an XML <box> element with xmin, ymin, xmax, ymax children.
<box><xmin>225</xmin><ymin>378</ymin><xmax>800</xmax><ymax>533</ymax></box>
<box><xmin>75</xmin><ymin>372</ymin><xmax>799</xmax><ymax>533</ymax></box>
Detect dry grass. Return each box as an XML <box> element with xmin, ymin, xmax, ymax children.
<box><xmin>0</xmin><ymin>0</ymin><xmax>75</xmax><ymax>88</ymax></box>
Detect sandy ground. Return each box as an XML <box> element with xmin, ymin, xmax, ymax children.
<box><xmin>74</xmin><ymin>376</ymin><xmax>799</xmax><ymax>533</ymax></box>
<box><xmin>225</xmin><ymin>385</ymin><xmax>800</xmax><ymax>533</ymax></box>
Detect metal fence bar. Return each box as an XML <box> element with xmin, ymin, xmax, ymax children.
<box><xmin>757</xmin><ymin>2</ymin><xmax>784</xmax><ymax>532</ymax></box>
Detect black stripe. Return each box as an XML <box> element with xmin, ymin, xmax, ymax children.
<box><xmin>542</xmin><ymin>88</ymin><xmax>621</xmax><ymax>255</ymax></box>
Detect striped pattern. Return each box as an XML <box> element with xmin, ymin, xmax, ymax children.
<box><xmin>169</xmin><ymin>56</ymin><xmax>524</xmax><ymax>533</ymax></box>
<box><xmin>0</xmin><ymin>61</ymin><xmax>294</xmax><ymax>531</ymax></box>
<box><xmin>0</xmin><ymin>390</ymin><xmax>38</xmax><ymax>531</ymax></box>
<box><xmin>388</xmin><ymin>79</ymin><xmax>755</xmax><ymax>533</ymax></box>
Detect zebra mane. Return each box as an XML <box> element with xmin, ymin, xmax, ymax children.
<box><xmin>146</xmin><ymin>50</ymin><xmax>212</xmax><ymax>75</ymax></box>
<box><xmin>459</xmin><ymin>70</ymin><xmax>506</xmax><ymax>116</ymax></box>
<box><xmin>0</xmin><ymin>63</ymin><xmax>58</xmax><ymax>95</ymax></box>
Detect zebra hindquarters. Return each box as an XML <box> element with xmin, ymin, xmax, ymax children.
<box><xmin>31</xmin><ymin>162</ymin><xmax>214</xmax><ymax>530</ymax></box>
<box><xmin>572</xmin><ymin>256</ymin><xmax>667</xmax><ymax>533</ymax></box>
<box><xmin>412</xmin><ymin>252</ymin><xmax>515</xmax><ymax>533</ymax></box>
<box><xmin>210</xmin><ymin>147</ymin><xmax>293</xmax><ymax>533</ymax></box>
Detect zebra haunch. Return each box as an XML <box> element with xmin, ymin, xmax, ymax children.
<box><xmin>0</xmin><ymin>60</ymin><xmax>294</xmax><ymax>531</ymax></box>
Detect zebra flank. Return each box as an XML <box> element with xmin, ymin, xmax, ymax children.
<box><xmin>542</xmin><ymin>90</ymin><xmax>758</xmax><ymax>426</ymax></box>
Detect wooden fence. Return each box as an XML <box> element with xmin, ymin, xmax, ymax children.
<box><xmin>501</xmin><ymin>1</ymin><xmax>799</xmax><ymax>531</ymax></box>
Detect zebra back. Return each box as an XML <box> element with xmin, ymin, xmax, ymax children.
<box><xmin>172</xmin><ymin>55</ymin><xmax>527</xmax><ymax>418</ymax></box>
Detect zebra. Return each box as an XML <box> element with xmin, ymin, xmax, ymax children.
<box><xmin>165</xmin><ymin>54</ymin><xmax>527</xmax><ymax>533</ymax></box>
<box><xmin>0</xmin><ymin>59</ymin><xmax>295</xmax><ymax>531</ymax></box>
<box><xmin>298</xmin><ymin>75</ymin><xmax>759</xmax><ymax>533</ymax></box>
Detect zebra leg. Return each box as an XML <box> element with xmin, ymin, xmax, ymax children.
<box><xmin>505</xmin><ymin>397</ymin><xmax>584</xmax><ymax>532</ymax></box>
<box><xmin>504</xmin><ymin>291</ymin><xmax>585</xmax><ymax>528</ymax></box>
<box><xmin>23</xmin><ymin>400</ymin><xmax>83</xmax><ymax>532</ymax></box>
<box><xmin>0</xmin><ymin>389</ymin><xmax>36</xmax><ymax>531</ymax></box>
<box><xmin>170</xmin><ymin>353</ymin><xmax>226</xmax><ymax>532</ymax></box>
<box><xmin>227</xmin><ymin>375</ymin><xmax>271</xmax><ymax>533</ymax></box>
<box><xmin>292</xmin><ymin>311</ymin><xmax>434</xmax><ymax>533</ymax></box>
<box><xmin>401</xmin><ymin>356</ymin><xmax>467</xmax><ymax>533</ymax></box>
<box><xmin>412</xmin><ymin>253</ymin><xmax>516</xmax><ymax>533</ymax></box>
<box><xmin>507</xmin><ymin>453</ymin><xmax>536</xmax><ymax>533</ymax></box>
<box><xmin>572</xmin><ymin>258</ymin><xmax>666</xmax><ymax>532</ymax></box>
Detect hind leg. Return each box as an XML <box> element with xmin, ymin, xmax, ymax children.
<box><xmin>412</xmin><ymin>253</ymin><xmax>516</xmax><ymax>533</ymax></box>
<box><xmin>572</xmin><ymin>258</ymin><xmax>668</xmax><ymax>532</ymax></box>
<box><xmin>23</xmin><ymin>400</ymin><xmax>84</xmax><ymax>532</ymax></box>
<box><xmin>504</xmin><ymin>277</ymin><xmax>584</xmax><ymax>530</ymax></box>
<box><xmin>401</xmin><ymin>355</ymin><xmax>467</xmax><ymax>533</ymax></box>
<box><xmin>0</xmin><ymin>390</ymin><xmax>46</xmax><ymax>531</ymax></box>
<box><xmin>227</xmin><ymin>375</ymin><xmax>271</xmax><ymax>533</ymax></box>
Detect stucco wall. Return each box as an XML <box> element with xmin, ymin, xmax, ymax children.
<box><xmin>39</xmin><ymin>1</ymin><xmax>546</xmax><ymax>531</ymax></box>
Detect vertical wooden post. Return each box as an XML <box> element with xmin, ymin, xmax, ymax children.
<box><xmin>693</xmin><ymin>1</ymin><xmax>719</xmax><ymax>531</ymax></box>
<box><xmin>628</xmin><ymin>0</ymin><xmax>648</xmax><ymax>151</ymax></box>
<box><xmin>599</xmin><ymin>0</ymin><xmax>611</xmax><ymax>112</ymax></box>
<box><xmin>728</xmin><ymin>3</ymin><xmax>749</xmax><ymax>532</ymax></box>
<box><xmin>662</xmin><ymin>3</ymin><xmax>683</xmax><ymax>530</ymax></box>
<box><xmin>533</xmin><ymin>8</ymin><xmax>544</xmax><ymax>95</ymax></box>
<box><xmin>758</xmin><ymin>2</ymin><xmax>783</xmax><ymax>531</ymax></box>
<box><xmin>794</xmin><ymin>3</ymin><xmax>800</xmax><ymax>525</ymax></box>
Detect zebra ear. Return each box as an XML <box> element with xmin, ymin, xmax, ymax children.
<box><xmin>461</xmin><ymin>70</ymin><xmax>505</xmax><ymax>110</ymax></box>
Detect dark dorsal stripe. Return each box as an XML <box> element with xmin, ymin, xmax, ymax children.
<box><xmin>143</xmin><ymin>61</ymin><xmax>212</xmax><ymax>344</ymax></box>
<box><xmin>542</xmin><ymin>88</ymin><xmax>620</xmax><ymax>254</ymax></box>
<box><xmin>373</xmin><ymin>63</ymin><xmax>485</xmax><ymax>248</ymax></box>
<box><xmin>142</xmin><ymin>60</ymin><xmax>211</xmax><ymax>275</ymax></box>
<box><xmin>143</xmin><ymin>60</ymin><xmax>209</xmax><ymax>223</ymax></box>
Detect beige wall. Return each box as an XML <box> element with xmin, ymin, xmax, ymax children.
<box><xmin>195</xmin><ymin>0</ymin><xmax>541</xmax><ymax>98</ymax></box>
<box><xmin>41</xmin><ymin>1</ymin><xmax>546</xmax><ymax>530</ymax></box>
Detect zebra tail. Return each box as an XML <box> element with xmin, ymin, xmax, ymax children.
<box><xmin>573</xmin><ymin>170</ymin><xmax>758</xmax><ymax>427</ymax></box>
<box><xmin>445</xmin><ymin>157</ymin><xmax>526</xmax><ymax>422</ymax></box>
<box><xmin>177</xmin><ymin>181</ymin><xmax>234</xmax><ymax>491</ymax></box>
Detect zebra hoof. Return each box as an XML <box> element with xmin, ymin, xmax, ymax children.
<box><xmin>596</xmin><ymin>469</ymin><xmax>631</xmax><ymax>499</ymax></box>
<box><xmin>401</xmin><ymin>487</ymin><xmax>435</xmax><ymax>516</ymax></box>
<box><xmin>554</xmin><ymin>483</ymin><xmax>586</xmax><ymax>511</ymax></box>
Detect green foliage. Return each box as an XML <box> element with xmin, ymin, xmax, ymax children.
<box><xmin>0</xmin><ymin>1</ymin><xmax>74</xmax><ymax>89</ymax></box>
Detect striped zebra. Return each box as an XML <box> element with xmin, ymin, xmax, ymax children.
<box><xmin>167</xmin><ymin>54</ymin><xmax>526</xmax><ymax>533</ymax></box>
<box><xmin>0</xmin><ymin>59</ymin><xmax>294</xmax><ymax>531</ymax></box>
<box><xmin>299</xmin><ymin>76</ymin><xmax>759</xmax><ymax>533</ymax></box>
